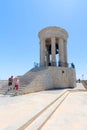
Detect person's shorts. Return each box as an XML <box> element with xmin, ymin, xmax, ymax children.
<box><xmin>8</xmin><ymin>82</ymin><xmax>12</xmax><ymax>86</ymax></box>
<box><xmin>15</xmin><ymin>84</ymin><xmax>19</xmax><ymax>90</ymax></box>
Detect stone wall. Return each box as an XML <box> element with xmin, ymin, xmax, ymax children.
<box><xmin>23</xmin><ymin>67</ymin><xmax>76</xmax><ymax>93</ymax></box>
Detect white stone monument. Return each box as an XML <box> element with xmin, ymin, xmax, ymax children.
<box><xmin>38</xmin><ymin>26</ymin><xmax>76</xmax><ymax>88</ymax></box>
<box><xmin>19</xmin><ymin>26</ymin><xmax>76</xmax><ymax>94</ymax></box>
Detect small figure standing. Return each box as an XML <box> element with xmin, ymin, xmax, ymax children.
<box><xmin>14</xmin><ymin>77</ymin><xmax>20</xmax><ymax>95</ymax></box>
<box><xmin>78</xmin><ymin>79</ymin><xmax>80</xmax><ymax>83</ymax></box>
<box><xmin>71</xmin><ymin>63</ymin><xmax>75</xmax><ymax>68</ymax></box>
<box><xmin>8</xmin><ymin>76</ymin><xmax>13</xmax><ymax>91</ymax></box>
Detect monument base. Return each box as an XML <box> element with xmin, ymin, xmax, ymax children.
<box><xmin>21</xmin><ymin>66</ymin><xmax>76</xmax><ymax>94</ymax></box>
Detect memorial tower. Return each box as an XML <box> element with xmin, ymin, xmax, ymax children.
<box><xmin>38</xmin><ymin>26</ymin><xmax>76</xmax><ymax>88</ymax></box>
<box><xmin>38</xmin><ymin>26</ymin><xmax>68</xmax><ymax>67</ymax></box>
<box><xmin>18</xmin><ymin>26</ymin><xmax>76</xmax><ymax>94</ymax></box>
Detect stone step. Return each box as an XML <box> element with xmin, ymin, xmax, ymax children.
<box><xmin>0</xmin><ymin>87</ymin><xmax>24</xmax><ymax>95</ymax></box>
<box><xmin>0</xmin><ymin>67</ymin><xmax>49</xmax><ymax>95</ymax></box>
<box><xmin>19</xmin><ymin>67</ymin><xmax>48</xmax><ymax>87</ymax></box>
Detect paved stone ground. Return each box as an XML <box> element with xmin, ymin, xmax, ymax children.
<box><xmin>0</xmin><ymin>83</ymin><xmax>87</xmax><ymax>130</ymax></box>
<box><xmin>0</xmin><ymin>90</ymin><xmax>66</xmax><ymax>130</ymax></box>
<box><xmin>42</xmin><ymin>91</ymin><xmax>87</xmax><ymax>130</ymax></box>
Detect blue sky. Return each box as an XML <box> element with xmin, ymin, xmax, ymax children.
<box><xmin>0</xmin><ymin>0</ymin><xmax>87</xmax><ymax>80</ymax></box>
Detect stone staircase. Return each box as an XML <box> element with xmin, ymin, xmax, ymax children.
<box><xmin>0</xmin><ymin>79</ymin><xmax>20</xmax><ymax>95</ymax></box>
<box><xmin>19</xmin><ymin>67</ymin><xmax>48</xmax><ymax>87</ymax></box>
<box><xmin>0</xmin><ymin>85</ymin><xmax>16</xmax><ymax>95</ymax></box>
<box><xmin>0</xmin><ymin>66</ymin><xmax>76</xmax><ymax>95</ymax></box>
<box><xmin>0</xmin><ymin>80</ymin><xmax>8</xmax><ymax>95</ymax></box>
<box><xmin>0</xmin><ymin>67</ymin><xmax>49</xmax><ymax>95</ymax></box>
<box><xmin>18</xmin><ymin>66</ymin><xmax>53</xmax><ymax>94</ymax></box>
<box><xmin>0</xmin><ymin>80</ymin><xmax>7</xmax><ymax>88</ymax></box>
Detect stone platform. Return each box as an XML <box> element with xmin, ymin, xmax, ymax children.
<box><xmin>19</xmin><ymin>66</ymin><xmax>76</xmax><ymax>94</ymax></box>
<box><xmin>0</xmin><ymin>83</ymin><xmax>87</xmax><ymax>130</ymax></box>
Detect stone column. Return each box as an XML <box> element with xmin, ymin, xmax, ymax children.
<box><xmin>59</xmin><ymin>38</ymin><xmax>65</xmax><ymax>66</ymax></box>
<box><xmin>46</xmin><ymin>53</ymin><xmax>50</xmax><ymax>66</ymax></box>
<box><xmin>40</xmin><ymin>39</ymin><xmax>45</xmax><ymax>66</ymax></box>
<box><xmin>64</xmin><ymin>40</ymin><xmax>68</xmax><ymax>67</ymax></box>
<box><xmin>45</xmin><ymin>46</ymin><xmax>49</xmax><ymax>66</ymax></box>
<box><xmin>51</xmin><ymin>37</ymin><xmax>56</xmax><ymax>66</ymax></box>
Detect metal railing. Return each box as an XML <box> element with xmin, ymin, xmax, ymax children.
<box><xmin>34</xmin><ymin>62</ymin><xmax>75</xmax><ymax>68</ymax></box>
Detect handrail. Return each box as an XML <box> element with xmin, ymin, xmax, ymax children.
<box><xmin>34</xmin><ymin>62</ymin><xmax>75</xmax><ymax>68</ymax></box>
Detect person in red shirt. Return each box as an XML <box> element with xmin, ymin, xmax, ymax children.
<box><xmin>8</xmin><ymin>76</ymin><xmax>13</xmax><ymax>91</ymax></box>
